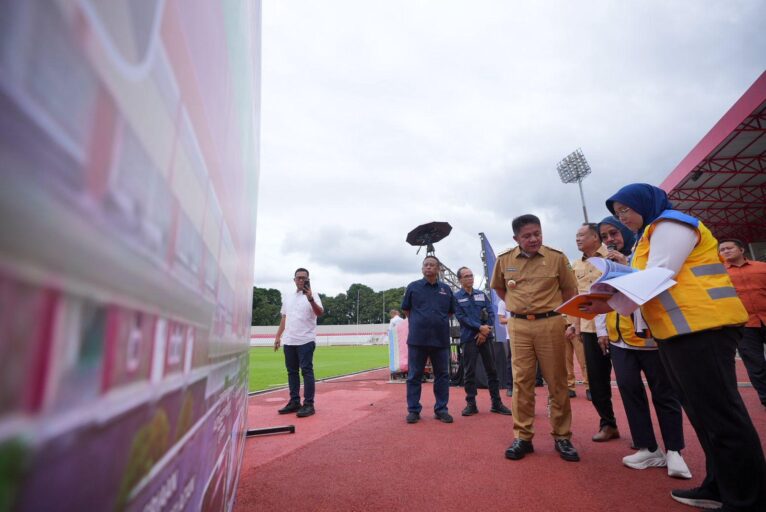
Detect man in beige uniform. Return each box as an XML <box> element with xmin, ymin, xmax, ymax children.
<box><xmin>491</xmin><ymin>214</ymin><xmax>580</xmax><ymax>462</ymax></box>
<box><xmin>568</xmin><ymin>223</ymin><xmax>620</xmax><ymax>442</ymax></box>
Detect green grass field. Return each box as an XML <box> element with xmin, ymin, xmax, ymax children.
<box><xmin>248</xmin><ymin>345</ymin><xmax>388</xmax><ymax>392</ymax></box>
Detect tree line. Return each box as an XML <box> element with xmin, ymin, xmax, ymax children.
<box><xmin>251</xmin><ymin>284</ymin><xmax>406</xmax><ymax>326</ymax></box>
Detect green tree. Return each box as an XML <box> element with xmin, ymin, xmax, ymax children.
<box><xmin>317</xmin><ymin>293</ymin><xmax>349</xmax><ymax>325</ymax></box>
<box><xmin>251</xmin><ymin>287</ymin><xmax>282</xmax><ymax>326</ymax></box>
<box><xmin>317</xmin><ymin>284</ymin><xmax>406</xmax><ymax>325</ymax></box>
<box><xmin>379</xmin><ymin>286</ymin><xmax>406</xmax><ymax>323</ymax></box>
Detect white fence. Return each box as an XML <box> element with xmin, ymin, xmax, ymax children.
<box><xmin>250</xmin><ymin>323</ymin><xmax>389</xmax><ymax>347</ymax></box>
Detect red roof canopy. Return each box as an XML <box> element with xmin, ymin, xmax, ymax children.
<box><xmin>660</xmin><ymin>71</ymin><xmax>766</xmax><ymax>244</ymax></box>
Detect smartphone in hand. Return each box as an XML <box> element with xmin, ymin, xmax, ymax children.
<box><xmin>303</xmin><ymin>279</ymin><xmax>311</xmax><ymax>293</ymax></box>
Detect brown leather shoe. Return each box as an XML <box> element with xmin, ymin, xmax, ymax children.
<box><xmin>592</xmin><ymin>425</ymin><xmax>620</xmax><ymax>442</ymax></box>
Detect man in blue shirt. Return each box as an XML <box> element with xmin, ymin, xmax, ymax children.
<box><xmin>454</xmin><ymin>267</ymin><xmax>512</xmax><ymax>416</ymax></box>
<box><xmin>401</xmin><ymin>255</ymin><xmax>456</xmax><ymax>424</ymax></box>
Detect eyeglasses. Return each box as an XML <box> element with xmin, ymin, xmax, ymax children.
<box><xmin>615</xmin><ymin>206</ymin><xmax>632</xmax><ymax>217</ymax></box>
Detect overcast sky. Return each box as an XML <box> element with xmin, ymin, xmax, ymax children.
<box><xmin>253</xmin><ymin>0</ymin><xmax>766</xmax><ymax>298</ymax></box>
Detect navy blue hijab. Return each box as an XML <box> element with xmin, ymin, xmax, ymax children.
<box><xmin>606</xmin><ymin>183</ymin><xmax>673</xmax><ymax>232</ymax></box>
<box><xmin>598</xmin><ymin>216</ymin><xmax>636</xmax><ymax>256</ymax></box>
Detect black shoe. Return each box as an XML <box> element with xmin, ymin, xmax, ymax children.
<box><xmin>670</xmin><ymin>487</ymin><xmax>722</xmax><ymax>509</ymax></box>
<box><xmin>505</xmin><ymin>439</ymin><xmax>534</xmax><ymax>460</ymax></box>
<box><xmin>462</xmin><ymin>403</ymin><xmax>478</xmax><ymax>416</ymax></box>
<box><xmin>554</xmin><ymin>439</ymin><xmax>580</xmax><ymax>462</ymax></box>
<box><xmin>490</xmin><ymin>403</ymin><xmax>512</xmax><ymax>415</ymax></box>
<box><xmin>506</xmin><ymin>389</ymin><xmax>513</xmax><ymax>397</ymax></box>
<box><xmin>568</xmin><ymin>389</ymin><xmax>576</xmax><ymax>398</ymax></box>
<box><xmin>278</xmin><ymin>401</ymin><xmax>301</xmax><ymax>414</ymax></box>
<box><xmin>586</xmin><ymin>389</ymin><xmax>592</xmax><ymax>401</ymax></box>
<box><xmin>296</xmin><ymin>404</ymin><xmax>315</xmax><ymax>417</ymax></box>
<box><xmin>406</xmin><ymin>411</ymin><xmax>420</xmax><ymax>424</ymax></box>
<box><xmin>434</xmin><ymin>411</ymin><xmax>454</xmax><ymax>423</ymax></box>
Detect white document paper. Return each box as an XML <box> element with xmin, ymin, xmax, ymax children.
<box><xmin>587</xmin><ymin>258</ymin><xmax>676</xmax><ymax>315</ymax></box>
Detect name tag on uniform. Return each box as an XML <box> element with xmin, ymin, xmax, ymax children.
<box><xmin>473</xmin><ymin>294</ymin><xmax>485</xmax><ymax>301</ymax></box>
<box><xmin>458</xmin><ymin>297</ymin><xmax>469</xmax><ymax>303</ymax></box>
<box><xmin>439</xmin><ymin>288</ymin><xmax>447</xmax><ymax>295</ymax></box>
<box><xmin>506</xmin><ymin>267</ymin><xmax>517</xmax><ymax>272</ymax></box>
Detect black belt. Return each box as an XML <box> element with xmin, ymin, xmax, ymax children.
<box><xmin>509</xmin><ymin>311</ymin><xmax>560</xmax><ymax>320</ymax></box>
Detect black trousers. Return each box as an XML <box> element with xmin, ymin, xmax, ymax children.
<box><xmin>462</xmin><ymin>339</ymin><xmax>501</xmax><ymax>404</ymax></box>
<box><xmin>739</xmin><ymin>323</ymin><xmax>766</xmax><ymax>406</ymax></box>
<box><xmin>658</xmin><ymin>327</ymin><xmax>766</xmax><ymax>510</ymax></box>
<box><xmin>610</xmin><ymin>345</ymin><xmax>684</xmax><ymax>451</ymax></box>
<box><xmin>581</xmin><ymin>332</ymin><xmax>616</xmax><ymax>429</ymax></box>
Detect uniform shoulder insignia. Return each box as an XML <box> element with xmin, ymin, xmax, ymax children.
<box><xmin>497</xmin><ymin>246</ymin><xmax>514</xmax><ymax>256</ymax></box>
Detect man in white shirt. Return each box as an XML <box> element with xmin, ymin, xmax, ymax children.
<box><xmin>274</xmin><ymin>268</ymin><xmax>324</xmax><ymax>417</ymax></box>
<box><xmin>388</xmin><ymin>309</ymin><xmax>404</xmax><ymax>331</ymax></box>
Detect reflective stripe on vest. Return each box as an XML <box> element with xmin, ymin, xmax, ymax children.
<box><xmin>631</xmin><ymin>211</ymin><xmax>748</xmax><ymax>339</ymax></box>
<box><xmin>656</xmin><ymin>290</ymin><xmax>691</xmax><ymax>335</ymax></box>
<box><xmin>690</xmin><ymin>263</ymin><xmax>726</xmax><ymax>276</ymax></box>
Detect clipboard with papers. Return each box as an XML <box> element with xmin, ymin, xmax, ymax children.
<box><xmin>556</xmin><ymin>258</ymin><xmax>677</xmax><ymax>319</ymax></box>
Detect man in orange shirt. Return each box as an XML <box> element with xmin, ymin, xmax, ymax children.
<box><xmin>719</xmin><ymin>239</ymin><xmax>766</xmax><ymax>408</ymax></box>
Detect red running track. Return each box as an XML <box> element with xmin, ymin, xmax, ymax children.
<box><xmin>235</xmin><ymin>361</ymin><xmax>765</xmax><ymax>512</ymax></box>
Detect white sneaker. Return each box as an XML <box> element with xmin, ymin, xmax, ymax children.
<box><xmin>622</xmin><ymin>448</ymin><xmax>666</xmax><ymax>469</ymax></box>
<box><xmin>666</xmin><ymin>450</ymin><xmax>692</xmax><ymax>479</ymax></box>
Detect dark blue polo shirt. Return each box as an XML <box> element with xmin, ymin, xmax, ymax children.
<box><xmin>454</xmin><ymin>288</ymin><xmax>496</xmax><ymax>344</ymax></box>
<box><xmin>401</xmin><ymin>278</ymin><xmax>455</xmax><ymax>347</ymax></box>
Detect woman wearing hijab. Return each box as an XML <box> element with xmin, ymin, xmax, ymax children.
<box><xmin>597</xmin><ymin>216</ymin><xmax>690</xmax><ymax>480</ymax></box>
<box><xmin>586</xmin><ymin>183</ymin><xmax>764</xmax><ymax>511</ymax></box>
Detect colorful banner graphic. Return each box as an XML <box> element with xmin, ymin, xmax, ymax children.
<box><xmin>0</xmin><ymin>1</ymin><xmax>260</xmax><ymax>510</ymax></box>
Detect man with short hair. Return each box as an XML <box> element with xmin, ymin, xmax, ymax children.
<box><xmin>389</xmin><ymin>309</ymin><xmax>404</xmax><ymax>330</ymax></box>
<box><xmin>491</xmin><ymin>214</ymin><xmax>581</xmax><ymax>462</ymax></box>
<box><xmin>568</xmin><ymin>223</ymin><xmax>620</xmax><ymax>443</ymax></box>
<box><xmin>720</xmin><ymin>239</ymin><xmax>766</xmax><ymax>408</ymax></box>
<box><xmin>401</xmin><ymin>256</ymin><xmax>456</xmax><ymax>424</ymax></box>
<box><xmin>454</xmin><ymin>266</ymin><xmax>512</xmax><ymax>416</ymax></box>
<box><xmin>274</xmin><ymin>268</ymin><xmax>324</xmax><ymax>417</ymax></box>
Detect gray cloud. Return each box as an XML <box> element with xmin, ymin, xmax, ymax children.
<box><xmin>255</xmin><ymin>0</ymin><xmax>766</xmax><ymax>295</ymax></box>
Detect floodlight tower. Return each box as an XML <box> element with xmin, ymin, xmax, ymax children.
<box><xmin>556</xmin><ymin>148</ymin><xmax>592</xmax><ymax>223</ymax></box>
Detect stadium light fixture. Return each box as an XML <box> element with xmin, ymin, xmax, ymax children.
<box><xmin>556</xmin><ymin>148</ymin><xmax>592</xmax><ymax>222</ymax></box>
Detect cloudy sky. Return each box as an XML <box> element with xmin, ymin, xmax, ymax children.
<box><xmin>253</xmin><ymin>0</ymin><xmax>766</xmax><ymax>298</ymax></box>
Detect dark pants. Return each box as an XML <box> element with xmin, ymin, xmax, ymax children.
<box><xmin>284</xmin><ymin>342</ymin><xmax>316</xmax><ymax>404</ymax></box>
<box><xmin>407</xmin><ymin>345</ymin><xmax>450</xmax><ymax>413</ymax></box>
<box><xmin>739</xmin><ymin>323</ymin><xmax>766</xmax><ymax>405</ymax></box>
<box><xmin>658</xmin><ymin>327</ymin><xmax>766</xmax><ymax>510</ymax></box>
<box><xmin>582</xmin><ymin>332</ymin><xmax>617</xmax><ymax>429</ymax></box>
<box><xmin>611</xmin><ymin>345</ymin><xmax>684</xmax><ymax>451</ymax></box>
<box><xmin>463</xmin><ymin>339</ymin><xmax>501</xmax><ymax>404</ymax></box>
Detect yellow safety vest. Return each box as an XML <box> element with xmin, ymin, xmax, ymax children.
<box><xmin>606</xmin><ymin>311</ymin><xmax>654</xmax><ymax>348</ymax></box>
<box><xmin>631</xmin><ymin>211</ymin><xmax>748</xmax><ymax>340</ymax></box>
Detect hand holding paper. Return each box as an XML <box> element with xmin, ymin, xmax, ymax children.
<box><xmin>556</xmin><ymin>258</ymin><xmax>676</xmax><ymax>318</ymax></box>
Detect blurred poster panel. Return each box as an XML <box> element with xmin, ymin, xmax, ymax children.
<box><xmin>0</xmin><ymin>1</ymin><xmax>260</xmax><ymax>510</ymax></box>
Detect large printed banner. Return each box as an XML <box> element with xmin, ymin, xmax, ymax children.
<box><xmin>0</xmin><ymin>1</ymin><xmax>260</xmax><ymax>510</ymax></box>
<box><xmin>388</xmin><ymin>319</ymin><xmax>409</xmax><ymax>373</ymax></box>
